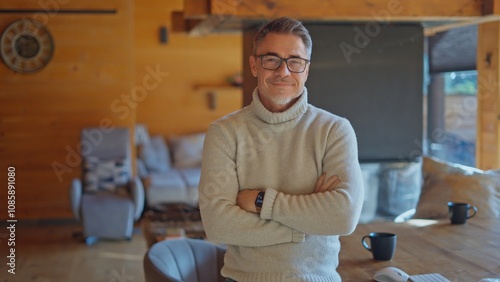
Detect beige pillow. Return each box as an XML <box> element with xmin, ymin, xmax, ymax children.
<box><xmin>170</xmin><ymin>133</ymin><xmax>205</xmax><ymax>168</ymax></box>
<box><xmin>414</xmin><ymin>174</ymin><xmax>451</xmax><ymax>219</ymax></box>
<box><xmin>414</xmin><ymin>172</ymin><xmax>499</xmax><ymax>219</ymax></box>
<box><xmin>422</xmin><ymin>155</ymin><xmax>482</xmax><ymax>177</ymax></box>
<box><xmin>140</xmin><ymin>136</ymin><xmax>172</xmax><ymax>172</ymax></box>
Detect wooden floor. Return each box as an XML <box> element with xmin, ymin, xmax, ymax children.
<box><xmin>0</xmin><ymin>220</ymin><xmax>148</xmax><ymax>282</ymax></box>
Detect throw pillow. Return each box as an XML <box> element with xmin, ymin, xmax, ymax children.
<box><xmin>377</xmin><ymin>161</ymin><xmax>422</xmax><ymax>216</ymax></box>
<box><xmin>422</xmin><ymin>155</ymin><xmax>481</xmax><ymax>177</ymax></box>
<box><xmin>140</xmin><ymin>135</ymin><xmax>171</xmax><ymax>172</ymax></box>
<box><xmin>170</xmin><ymin>133</ymin><xmax>205</xmax><ymax>168</ymax></box>
<box><xmin>414</xmin><ymin>156</ymin><xmax>500</xmax><ymax>219</ymax></box>
<box><xmin>83</xmin><ymin>156</ymin><xmax>129</xmax><ymax>193</ymax></box>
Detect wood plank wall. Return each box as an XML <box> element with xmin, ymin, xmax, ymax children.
<box><xmin>134</xmin><ymin>0</ymin><xmax>242</xmax><ymax>138</ymax></box>
<box><xmin>0</xmin><ymin>0</ymin><xmax>135</xmax><ymax>220</ymax></box>
<box><xmin>0</xmin><ymin>0</ymin><xmax>242</xmax><ymax>220</ymax></box>
<box><xmin>477</xmin><ymin>22</ymin><xmax>500</xmax><ymax>170</ymax></box>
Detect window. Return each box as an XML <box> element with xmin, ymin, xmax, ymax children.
<box><xmin>434</xmin><ymin>71</ymin><xmax>477</xmax><ymax>167</ymax></box>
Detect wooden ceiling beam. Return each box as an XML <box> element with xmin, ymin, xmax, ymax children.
<box><xmin>171</xmin><ymin>11</ymin><xmax>202</xmax><ymax>33</ymax></box>
<box><xmin>184</xmin><ymin>0</ymin><xmax>210</xmax><ymax>19</ymax></box>
<box><xmin>186</xmin><ymin>0</ymin><xmax>492</xmax><ymax>36</ymax></box>
<box><xmin>421</xmin><ymin>0</ymin><xmax>500</xmax><ymax>36</ymax></box>
<box><xmin>483</xmin><ymin>0</ymin><xmax>500</xmax><ymax>15</ymax></box>
<box><xmin>424</xmin><ymin>15</ymin><xmax>500</xmax><ymax>36</ymax></box>
<box><xmin>209</xmin><ymin>0</ymin><xmax>484</xmax><ymax>21</ymax></box>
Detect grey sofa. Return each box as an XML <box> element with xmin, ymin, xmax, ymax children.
<box><xmin>136</xmin><ymin>127</ymin><xmax>204</xmax><ymax>208</ymax></box>
<box><xmin>70</xmin><ymin>127</ymin><xmax>144</xmax><ymax>244</ymax></box>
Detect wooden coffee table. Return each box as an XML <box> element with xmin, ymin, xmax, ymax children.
<box><xmin>141</xmin><ymin>203</ymin><xmax>206</xmax><ymax>247</ymax></box>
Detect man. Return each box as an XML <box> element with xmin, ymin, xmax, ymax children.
<box><xmin>199</xmin><ymin>17</ymin><xmax>364</xmax><ymax>282</ymax></box>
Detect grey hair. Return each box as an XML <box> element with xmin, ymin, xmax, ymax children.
<box><xmin>253</xmin><ymin>16</ymin><xmax>312</xmax><ymax>59</ymax></box>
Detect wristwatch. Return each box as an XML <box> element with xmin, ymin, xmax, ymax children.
<box><xmin>255</xmin><ymin>191</ymin><xmax>265</xmax><ymax>212</ymax></box>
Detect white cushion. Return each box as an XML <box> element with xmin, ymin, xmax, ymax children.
<box><xmin>179</xmin><ymin>168</ymin><xmax>201</xmax><ymax>205</ymax></box>
<box><xmin>135</xmin><ymin>123</ymin><xmax>151</xmax><ymax>145</ymax></box>
<box><xmin>140</xmin><ymin>136</ymin><xmax>171</xmax><ymax>172</ymax></box>
<box><xmin>178</xmin><ymin>168</ymin><xmax>201</xmax><ymax>188</ymax></box>
<box><xmin>170</xmin><ymin>133</ymin><xmax>205</xmax><ymax>168</ymax></box>
<box><xmin>146</xmin><ymin>169</ymin><xmax>190</xmax><ymax>206</ymax></box>
<box><xmin>149</xmin><ymin>169</ymin><xmax>186</xmax><ymax>188</ymax></box>
<box><xmin>136</xmin><ymin>159</ymin><xmax>149</xmax><ymax>178</ymax></box>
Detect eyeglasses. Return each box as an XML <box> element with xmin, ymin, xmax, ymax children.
<box><xmin>258</xmin><ymin>54</ymin><xmax>310</xmax><ymax>73</ymax></box>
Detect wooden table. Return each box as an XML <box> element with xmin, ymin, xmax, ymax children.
<box><xmin>141</xmin><ymin>204</ymin><xmax>205</xmax><ymax>248</ymax></box>
<box><xmin>338</xmin><ymin>218</ymin><xmax>500</xmax><ymax>281</ymax></box>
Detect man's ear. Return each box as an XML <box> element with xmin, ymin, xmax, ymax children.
<box><xmin>249</xmin><ymin>55</ymin><xmax>257</xmax><ymax>77</ymax></box>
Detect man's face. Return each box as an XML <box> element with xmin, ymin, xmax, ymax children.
<box><xmin>249</xmin><ymin>33</ymin><xmax>310</xmax><ymax>112</ymax></box>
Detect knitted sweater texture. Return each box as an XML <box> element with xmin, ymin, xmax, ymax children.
<box><xmin>199</xmin><ymin>88</ymin><xmax>364</xmax><ymax>282</ymax></box>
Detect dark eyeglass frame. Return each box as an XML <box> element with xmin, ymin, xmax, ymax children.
<box><xmin>258</xmin><ymin>54</ymin><xmax>310</xmax><ymax>73</ymax></box>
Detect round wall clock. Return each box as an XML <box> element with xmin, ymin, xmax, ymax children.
<box><xmin>0</xmin><ymin>19</ymin><xmax>54</xmax><ymax>74</ymax></box>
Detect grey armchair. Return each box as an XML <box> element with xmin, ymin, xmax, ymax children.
<box><xmin>69</xmin><ymin>127</ymin><xmax>144</xmax><ymax>245</ymax></box>
<box><xmin>144</xmin><ymin>238</ymin><xmax>226</xmax><ymax>282</ymax></box>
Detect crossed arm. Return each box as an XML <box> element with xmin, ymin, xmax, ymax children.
<box><xmin>236</xmin><ymin>173</ymin><xmax>340</xmax><ymax>214</ymax></box>
<box><xmin>199</xmin><ymin>120</ymin><xmax>364</xmax><ymax>247</ymax></box>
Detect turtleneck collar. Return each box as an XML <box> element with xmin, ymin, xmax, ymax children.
<box><xmin>250</xmin><ymin>87</ymin><xmax>309</xmax><ymax>124</ymax></box>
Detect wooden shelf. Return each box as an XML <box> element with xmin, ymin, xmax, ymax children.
<box><xmin>193</xmin><ymin>85</ymin><xmax>243</xmax><ymax>110</ymax></box>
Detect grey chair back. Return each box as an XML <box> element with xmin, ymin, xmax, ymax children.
<box><xmin>81</xmin><ymin>127</ymin><xmax>131</xmax><ymax>175</ymax></box>
<box><xmin>144</xmin><ymin>238</ymin><xmax>226</xmax><ymax>282</ymax></box>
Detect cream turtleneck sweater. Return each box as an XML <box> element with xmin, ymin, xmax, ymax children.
<box><xmin>199</xmin><ymin>87</ymin><xmax>364</xmax><ymax>282</ymax></box>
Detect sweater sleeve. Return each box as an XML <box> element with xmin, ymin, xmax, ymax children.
<box><xmin>199</xmin><ymin>124</ymin><xmax>305</xmax><ymax>247</ymax></box>
<box><xmin>260</xmin><ymin>118</ymin><xmax>365</xmax><ymax>236</ymax></box>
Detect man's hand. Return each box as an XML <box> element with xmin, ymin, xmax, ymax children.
<box><xmin>237</xmin><ymin>190</ymin><xmax>261</xmax><ymax>214</ymax></box>
<box><xmin>314</xmin><ymin>173</ymin><xmax>340</xmax><ymax>193</ymax></box>
<box><xmin>236</xmin><ymin>174</ymin><xmax>339</xmax><ymax>213</ymax></box>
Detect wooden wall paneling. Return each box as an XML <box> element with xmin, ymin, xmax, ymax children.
<box><xmin>193</xmin><ymin>86</ymin><xmax>243</xmax><ymax>112</ymax></box>
<box><xmin>0</xmin><ymin>0</ymin><xmax>135</xmax><ymax>220</ymax></box>
<box><xmin>134</xmin><ymin>34</ymin><xmax>243</xmax><ymax>136</ymax></box>
<box><xmin>134</xmin><ymin>0</ymin><xmax>242</xmax><ymax>138</ymax></box>
<box><xmin>476</xmin><ymin>21</ymin><xmax>500</xmax><ymax>170</ymax></box>
<box><xmin>1</xmin><ymin>0</ymin><xmax>122</xmax><ymax>10</ymax></box>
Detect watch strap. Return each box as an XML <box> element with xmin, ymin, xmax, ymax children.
<box><xmin>255</xmin><ymin>191</ymin><xmax>265</xmax><ymax>208</ymax></box>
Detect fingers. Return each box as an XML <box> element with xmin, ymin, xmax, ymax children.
<box><xmin>314</xmin><ymin>173</ymin><xmax>327</xmax><ymax>193</ymax></box>
<box><xmin>315</xmin><ymin>174</ymin><xmax>340</xmax><ymax>193</ymax></box>
<box><xmin>326</xmin><ymin>177</ymin><xmax>340</xmax><ymax>192</ymax></box>
<box><xmin>321</xmin><ymin>175</ymin><xmax>339</xmax><ymax>192</ymax></box>
<box><xmin>323</xmin><ymin>174</ymin><xmax>338</xmax><ymax>187</ymax></box>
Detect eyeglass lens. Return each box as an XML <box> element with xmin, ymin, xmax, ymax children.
<box><xmin>260</xmin><ymin>55</ymin><xmax>308</xmax><ymax>73</ymax></box>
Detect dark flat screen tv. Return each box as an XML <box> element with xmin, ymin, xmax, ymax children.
<box><xmin>305</xmin><ymin>24</ymin><xmax>424</xmax><ymax>162</ymax></box>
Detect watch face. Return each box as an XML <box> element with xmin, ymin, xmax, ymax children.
<box><xmin>0</xmin><ymin>19</ymin><xmax>54</xmax><ymax>74</ymax></box>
